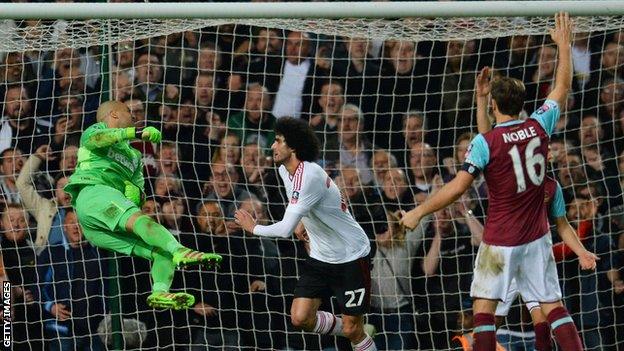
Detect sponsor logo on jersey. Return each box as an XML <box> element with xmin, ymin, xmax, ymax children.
<box><xmin>290</xmin><ymin>191</ymin><xmax>299</xmax><ymax>204</ymax></box>
<box><xmin>107</xmin><ymin>149</ymin><xmax>139</xmax><ymax>171</ymax></box>
<box><xmin>536</xmin><ymin>103</ymin><xmax>550</xmax><ymax>115</ymax></box>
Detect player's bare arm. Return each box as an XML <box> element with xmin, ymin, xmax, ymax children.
<box><xmin>475</xmin><ymin>66</ymin><xmax>492</xmax><ymax>134</ymax></box>
<box><xmin>553</xmin><ymin>216</ymin><xmax>599</xmax><ymax>270</ymax></box>
<box><xmin>400</xmin><ymin>171</ymin><xmax>474</xmax><ymax>230</ymax></box>
<box><xmin>546</xmin><ymin>12</ymin><xmax>573</xmax><ymax>107</ymax></box>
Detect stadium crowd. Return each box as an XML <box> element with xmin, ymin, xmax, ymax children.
<box><xmin>1</xmin><ymin>17</ymin><xmax>624</xmax><ymax>351</ymax></box>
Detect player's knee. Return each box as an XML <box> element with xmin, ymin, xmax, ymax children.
<box><xmin>341</xmin><ymin>319</ymin><xmax>363</xmax><ymax>340</ymax></box>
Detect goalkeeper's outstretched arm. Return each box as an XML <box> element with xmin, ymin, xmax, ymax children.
<box><xmin>81</xmin><ymin>125</ymin><xmax>138</xmax><ymax>150</ymax></box>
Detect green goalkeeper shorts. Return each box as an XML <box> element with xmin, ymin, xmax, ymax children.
<box><xmin>74</xmin><ymin>184</ymin><xmax>141</xmax><ymax>255</ymax></box>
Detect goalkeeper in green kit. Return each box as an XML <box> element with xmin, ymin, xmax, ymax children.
<box><xmin>65</xmin><ymin>100</ymin><xmax>222</xmax><ymax>310</ymax></box>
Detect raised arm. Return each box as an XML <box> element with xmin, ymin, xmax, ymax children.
<box><xmin>546</xmin><ymin>12</ymin><xmax>573</xmax><ymax>107</ymax></box>
<box><xmin>81</xmin><ymin>124</ymin><xmax>137</xmax><ymax>150</ymax></box>
<box><xmin>81</xmin><ymin>124</ymin><xmax>162</xmax><ymax>150</ymax></box>
<box><xmin>475</xmin><ymin>66</ymin><xmax>492</xmax><ymax>134</ymax></box>
<box><xmin>16</xmin><ymin>147</ymin><xmax>54</xmax><ymax>215</ymax></box>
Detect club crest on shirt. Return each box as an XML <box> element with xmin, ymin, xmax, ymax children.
<box><xmin>536</xmin><ymin>103</ymin><xmax>550</xmax><ymax>115</ymax></box>
<box><xmin>326</xmin><ymin>176</ymin><xmax>331</xmax><ymax>188</ymax></box>
<box><xmin>291</xmin><ymin>191</ymin><xmax>300</xmax><ymax>204</ymax></box>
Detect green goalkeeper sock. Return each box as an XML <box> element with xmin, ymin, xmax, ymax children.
<box><xmin>132</xmin><ymin>245</ymin><xmax>175</xmax><ymax>293</ymax></box>
<box><xmin>131</xmin><ymin>215</ymin><xmax>184</xmax><ymax>256</ymax></box>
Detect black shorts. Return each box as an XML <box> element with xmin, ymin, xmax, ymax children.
<box><xmin>294</xmin><ymin>255</ymin><xmax>371</xmax><ymax>315</ymax></box>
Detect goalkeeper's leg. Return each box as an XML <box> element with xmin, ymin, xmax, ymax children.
<box><xmin>78</xmin><ymin>223</ymin><xmax>194</xmax><ymax>309</ymax></box>
<box><xmin>121</xmin><ymin>211</ymin><xmax>221</xmax><ymax>268</ymax></box>
<box><xmin>131</xmin><ymin>242</ymin><xmax>194</xmax><ymax>310</ymax></box>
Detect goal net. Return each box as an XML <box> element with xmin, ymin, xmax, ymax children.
<box><xmin>2</xmin><ymin>6</ymin><xmax>624</xmax><ymax>351</ymax></box>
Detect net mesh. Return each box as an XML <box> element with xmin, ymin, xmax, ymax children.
<box><xmin>1</xmin><ymin>13</ymin><xmax>623</xmax><ymax>351</ymax></box>
<box><xmin>1</xmin><ymin>16</ymin><xmax>624</xmax><ymax>51</ymax></box>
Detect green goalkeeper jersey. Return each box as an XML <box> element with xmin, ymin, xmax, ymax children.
<box><xmin>65</xmin><ymin>122</ymin><xmax>145</xmax><ymax>205</ymax></box>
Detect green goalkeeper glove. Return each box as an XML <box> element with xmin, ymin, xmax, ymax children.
<box><xmin>137</xmin><ymin>126</ymin><xmax>162</xmax><ymax>143</ymax></box>
<box><xmin>124</xmin><ymin>181</ymin><xmax>144</xmax><ymax>207</ymax></box>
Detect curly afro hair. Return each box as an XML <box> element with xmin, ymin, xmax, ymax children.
<box><xmin>274</xmin><ymin>117</ymin><xmax>320</xmax><ymax>162</ymax></box>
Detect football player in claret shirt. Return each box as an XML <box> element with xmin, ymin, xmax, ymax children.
<box><xmin>401</xmin><ymin>13</ymin><xmax>585</xmax><ymax>351</ymax></box>
<box><xmin>235</xmin><ymin>117</ymin><xmax>377</xmax><ymax>351</ymax></box>
<box><xmin>64</xmin><ymin>101</ymin><xmax>222</xmax><ymax>310</ymax></box>
<box><xmin>475</xmin><ymin>67</ymin><xmax>598</xmax><ymax>351</ymax></box>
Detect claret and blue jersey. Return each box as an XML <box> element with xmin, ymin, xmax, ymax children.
<box><xmin>464</xmin><ymin>99</ymin><xmax>561</xmax><ymax>246</ymax></box>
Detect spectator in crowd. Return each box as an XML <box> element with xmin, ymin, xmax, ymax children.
<box><xmin>152</xmin><ymin>174</ymin><xmax>183</xmax><ymax>204</ymax></box>
<box><xmin>271</xmin><ymin>31</ymin><xmax>316</xmax><ymax>119</ymax></box>
<box><xmin>187</xmin><ymin>200</ymin><xmax>239</xmax><ymax>351</ymax></box>
<box><xmin>381</xmin><ymin>167</ymin><xmax>414</xmax><ymax>212</ymax></box>
<box><xmin>443</xmin><ymin>133</ymin><xmax>487</xmax><ymax>203</ymax></box>
<box><xmin>38</xmin><ymin>208</ymin><xmax>107</xmax><ymax>351</ymax></box>
<box><xmin>160</xmin><ymin>199</ymin><xmax>192</xmax><ymax>235</ymax></box>
<box><xmin>189</xmin><ymin>199</ymin><xmax>268</xmax><ymax>349</ymax></box>
<box><xmin>113</xmin><ymin>41</ymin><xmax>137</xmax><ymax>81</ymax></box>
<box><xmin>408</xmin><ymin>142</ymin><xmax>440</xmax><ymax>196</ymax></box>
<box><xmin>369</xmin><ymin>210</ymin><xmax>427</xmax><ymax>350</ymax></box>
<box><xmin>584</xmin><ymin>42</ymin><xmax>624</xmax><ymax>109</ymax></box>
<box><xmin>228</xmin><ymin>83</ymin><xmax>276</xmax><ymax>149</ymax></box>
<box><xmin>211</xmin><ymin>134</ymin><xmax>242</xmax><ymax>166</ymax></box>
<box><xmin>526</xmin><ymin>45</ymin><xmax>560</xmax><ymax>107</ymax></box>
<box><xmin>338</xmin><ymin>104</ymin><xmax>374</xmax><ymax>184</ymax></box>
<box><xmin>550</xmin><ymin>137</ymin><xmax>575</xmax><ymax>168</ymax></box>
<box><xmin>561</xmin><ymin>191</ymin><xmax>624</xmax><ymax>350</ymax></box>
<box><xmin>54</xmin><ymin>65</ymin><xmax>99</xmax><ymax>116</ymax></box>
<box><xmin>247</xmin><ymin>27</ymin><xmax>284</xmax><ymax>92</ymax></box>
<box><xmin>337</xmin><ymin>36</ymin><xmax>382</xmax><ymax>117</ymax></box>
<box><xmin>557</xmin><ymin>153</ymin><xmax>586</xmax><ymax>201</ymax></box>
<box><xmin>51</xmin><ymin>96</ymin><xmax>85</xmax><ymax>149</ymax></box>
<box><xmin>0</xmin><ymin>52</ymin><xmax>36</xmax><ymax>93</ymax></box>
<box><xmin>494</xmin><ymin>34</ymin><xmax>537</xmax><ymax>81</ymax></box>
<box><xmin>157</xmin><ymin>142</ymin><xmax>182</xmax><ymax>178</ymax></box>
<box><xmin>1</xmin><ymin>203</ymin><xmax>43</xmax><ymax>351</ymax></box>
<box><xmin>395</xmin><ymin>111</ymin><xmax>427</xmax><ymax>167</ymax></box>
<box><xmin>440</xmin><ymin>40</ymin><xmax>477</xmax><ymax>142</ymax></box>
<box><xmin>377</xmin><ymin>40</ymin><xmax>440</xmax><ymax>150</ymax></box>
<box><xmin>420</xmin><ymin>204</ymin><xmax>482</xmax><ymax>350</ymax></box>
<box><xmin>205</xmin><ymin>162</ymin><xmax>251</xmax><ymax>219</ymax></box>
<box><xmin>595</xmin><ymin>78</ymin><xmax>624</xmax><ymax>154</ymax></box>
<box><xmin>191</xmin><ymin>41</ymin><xmax>226</xmax><ymax>87</ymax></box>
<box><xmin>371</xmin><ymin>149</ymin><xmax>398</xmax><ymax>190</ymax></box>
<box><xmin>572</xmin><ymin>32</ymin><xmax>595</xmax><ymax>89</ymax></box>
<box><xmin>193</xmin><ymin>72</ymin><xmax>226</xmax><ymax>117</ymax></box>
<box><xmin>16</xmin><ymin>145</ymin><xmax>72</xmax><ymax>253</ymax></box>
<box><xmin>0</xmin><ymin>85</ymin><xmax>45</xmax><ymax>154</ymax></box>
<box><xmin>126</xmin><ymin>99</ymin><xmax>159</xmax><ymax>176</ymax></box>
<box><xmin>311</xmin><ymin>81</ymin><xmax>344</xmax><ymax>134</ymax></box>
<box><xmin>335</xmin><ymin>166</ymin><xmax>386</xmax><ymax>248</ymax></box>
<box><xmin>150</xmin><ymin>33</ymin><xmax>197</xmax><ymax>86</ymax></box>
<box><xmin>239</xmin><ymin>142</ymin><xmax>285</xmax><ymax>220</ymax></box>
<box><xmin>135</xmin><ymin>52</ymin><xmax>164</xmax><ymax>102</ymax></box>
<box><xmin>191</xmin><ymin>110</ymin><xmax>226</xmax><ymax>181</ymax></box>
<box><xmin>0</xmin><ymin>148</ymin><xmax>25</xmax><ymax>205</ymax></box>
<box><xmin>141</xmin><ymin>198</ymin><xmax>161</xmax><ymax>221</ymax></box>
<box><xmin>112</xmin><ymin>70</ymin><xmax>136</xmax><ymax>102</ymax></box>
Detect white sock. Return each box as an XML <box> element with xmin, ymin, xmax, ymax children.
<box><xmin>312</xmin><ymin>311</ymin><xmax>343</xmax><ymax>336</ymax></box>
<box><xmin>351</xmin><ymin>334</ymin><xmax>377</xmax><ymax>351</ymax></box>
